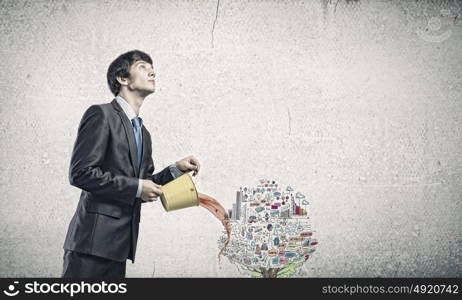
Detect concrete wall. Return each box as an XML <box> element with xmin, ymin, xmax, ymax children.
<box><xmin>0</xmin><ymin>0</ymin><xmax>461</xmax><ymax>277</ymax></box>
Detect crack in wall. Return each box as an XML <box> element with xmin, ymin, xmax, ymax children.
<box><xmin>211</xmin><ymin>0</ymin><xmax>221</xmax><ymax>48</ymax></box>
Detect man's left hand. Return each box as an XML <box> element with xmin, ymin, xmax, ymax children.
<box><xmin>175</xmin><ymin>155</ymin><xmax>201</xmax><ymax>176</ymax></box>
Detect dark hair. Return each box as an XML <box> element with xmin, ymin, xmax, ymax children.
<box><xmin>106</xmin><ymin>50</ymin><xmax>153</xmax><ymax>96</ymax></box>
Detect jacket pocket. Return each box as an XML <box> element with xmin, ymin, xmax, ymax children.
<box><xmin>85</xmin><ymin>201</ymin><xmax>122</xmax><ymax>219</ymax></box>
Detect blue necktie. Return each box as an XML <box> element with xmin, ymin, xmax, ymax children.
<box><xmin>131</xmin><ymin>117</ymin><xmax>143</xmax><ymax>172</ymax></box>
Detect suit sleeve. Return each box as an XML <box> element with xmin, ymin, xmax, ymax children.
<box><xmin>168</xmin><ymin>164</ymin><xmax>185</xmax><ymax>179</ymax></box>
<box><xmin>148</xmin><ymin>165</ymin><xmax>174</xmax><ymax>185</ymax></box>
<box><xmin>69</xmin><ymin>105</ymin><xmax>139</xmax><ymax>206</ymax></box>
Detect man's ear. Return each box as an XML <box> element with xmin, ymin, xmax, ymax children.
<box><xmin>116</xmin><ymin>76</ymin><xmax>129</xmax><ymax>86</ymax></box>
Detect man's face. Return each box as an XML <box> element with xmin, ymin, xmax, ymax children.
<box><xmin>125</xmin><ymin>60</ymin><xmax>156</xmax><ymax>95</ymax></box>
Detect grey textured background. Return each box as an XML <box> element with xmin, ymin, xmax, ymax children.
<box><xmin>0</xmin><ymin>0</ymin><xmax>461</xmax><ymax>277</ymax></box>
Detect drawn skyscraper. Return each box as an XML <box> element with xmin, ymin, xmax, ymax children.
<box><xmin>236</xmin><ymin>191</ymin><xmax>242</xmax><ymax>220</ymax></box>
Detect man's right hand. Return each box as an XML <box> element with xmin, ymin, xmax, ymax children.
<box><xmin>140</xmin><ymin>180</ymin><xmax>163</xmax><ymax>202</ymax></box>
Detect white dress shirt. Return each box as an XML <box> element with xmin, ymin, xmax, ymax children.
<box><xmin>115</xmin><ymin>95</ymin><xmax>184</xmax><ymax>198</ymax></box>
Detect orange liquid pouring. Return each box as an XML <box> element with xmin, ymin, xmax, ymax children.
<box><xmin>197</xmin><ymin>192</ymin><xmax>231</xmax><ymax>262</ymax></box>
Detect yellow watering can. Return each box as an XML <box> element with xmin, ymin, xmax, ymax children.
<box><xmin>160</xmin><ymin>173</ymin><xmax>199</xmax><ymax>211</ymax></box>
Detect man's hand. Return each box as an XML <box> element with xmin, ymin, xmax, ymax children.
<box><xmin>140</xmin><ymin>180</ymin><xmax>163</xmax><ymax>202</ymax></box>
<box><xmin>175</xmin><ymin>155</ymin><xmax>201</xmax><ymax>176</ymax></box>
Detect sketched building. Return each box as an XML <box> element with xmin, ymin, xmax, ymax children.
<box><xmin>236</xmin><ymin>191</ymin><xmax>242</xmax><ymax>220</ymax></box>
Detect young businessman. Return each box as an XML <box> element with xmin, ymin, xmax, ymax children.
<box><xmin>62</xmin><ymin>50</ymin><xmax>200</xmax><ymax>278</ymax></box>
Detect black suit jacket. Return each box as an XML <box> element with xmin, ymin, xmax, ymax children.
<box><xmin>63</xmin><ymin>99</ymin><xmax>175</xmax><ymax>263</ymax></box>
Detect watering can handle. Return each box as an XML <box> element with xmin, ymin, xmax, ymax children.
<box><xmin>189</xmin><ymin>171</ymin><xmax>199</xmax><ymax>183</ymax></box>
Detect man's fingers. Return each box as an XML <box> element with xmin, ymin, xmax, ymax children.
<box><xmin>150</xmin><ymin>191</ymin><xmax>162</xmax><ymax>197</ymax></box>
<box><xmin>190</xmin><ymin>157</ymin><xmax>200</xmax><ymax>176</ymax></box>
<box><xmin>188</xmin><ymin>157</ymin><xmax>200</xmax><ymax>169</ymax></box>
<box><xmin>177</xmin><ymin>155</ymin><xmax>201</xmax><ymax>176</ymax></box>
<box><xmin>145</xmin><ymin>194</ymin><xmax>159</xmax><ymax>202</ymax></box>
<box><xmin>187</xmin><ymin>162</ymin><xmax>198</xmax><ymax>170</ymax></box>
<box><xmin>141</xmin><ymin>180</ymin><xmax>163</xmax><ymax>202</ymax></box>
<box><xmin>187</xmin><ymin>161</ymin><xmax>198</xmax><ymax>176</ymax></box>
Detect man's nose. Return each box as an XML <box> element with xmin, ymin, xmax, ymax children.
<box><xmin>149</xmin><ymin>70</ymin><xmax>155</xmax><ymax>78</ymax></box>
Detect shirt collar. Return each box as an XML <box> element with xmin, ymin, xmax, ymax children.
<box><xmin>115</xmin><ymin>95</ymin><xmax>140</xmax><ymax>123</ymax></box>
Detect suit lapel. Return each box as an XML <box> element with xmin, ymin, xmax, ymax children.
<box><xmin>139</xmin><ymin>126</ymin><xmax>148</xmax><ymax>177</ymax></box>
<box><xmin>111</xmin><ymin>99</ymin><xmax>139</xmax><ymax>178</ymax></box>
